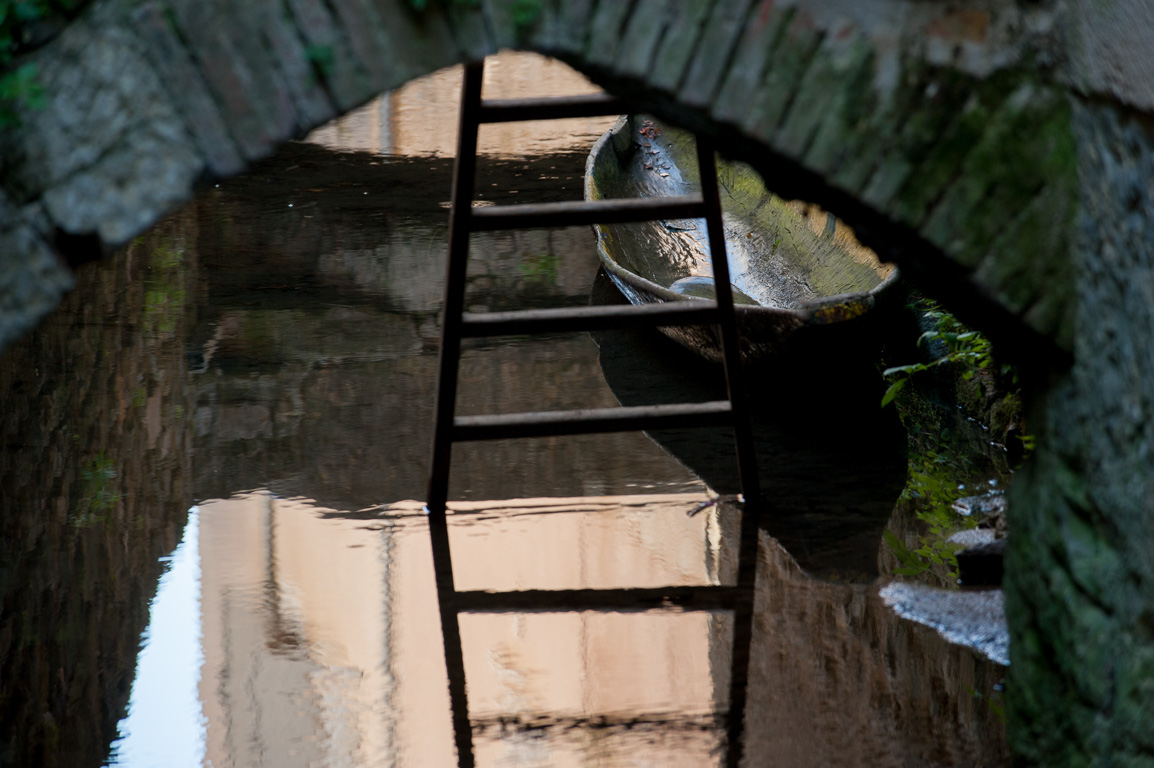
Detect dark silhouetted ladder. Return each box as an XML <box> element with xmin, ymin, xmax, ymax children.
<box><xmin>425</xmin><ymin>60</ymin><xmax>763</xmax><ymax>768</ymax></box>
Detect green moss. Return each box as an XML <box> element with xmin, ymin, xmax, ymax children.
<box><xmin>74</xmin><ymin>450</ymin><xmax>119</xmax><ymax>528</ymax></box>
<box><xmin>143</xmin><ymin>241</ymin><xmax>188</xmax><ymax>338</ymax></box>
<box><xmin>800</xmin><ymin>41</ymin><xmax>879</xmax><ymax>173</ymax></box>
<box><xmin>890</xmin><ymin>93</ymin><xmax>996</xmax><ymax>225</ymax></box>
<box><xmin>744</xmin><ymin>11</ymin><xmax>823</xmax><ymax>138</ymax></box>
<box><xmin>947</xmin><ymin>88</ymin><xmax>1074</xmax><ymax>268</ymax></box>
<box><xmin>778</xmin><ymin>34</ymin><xmax>874</xmax><ymax>160</ymax></box>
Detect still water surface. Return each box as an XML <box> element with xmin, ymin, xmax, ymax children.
<box><xmin>0</xmin><ymin>53</ymin><xmax>1010</xmax><ymax>767</ymax></box>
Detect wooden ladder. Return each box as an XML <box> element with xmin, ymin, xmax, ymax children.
<box><xmin>425</xmin><ymin>59</ymin><xmax>763</xmax><ymax>768</ymax></box>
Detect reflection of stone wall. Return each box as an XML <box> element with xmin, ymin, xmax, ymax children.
<box><xmin>729</xmin><ymin>524</ymin><xmax>1008</xmax><ymax>766</ymax></box>
<box><xmin>306</xmin><ymin>51</ymin><xmax>615</xmax><ymax>158</ymax></box>
<box><xmin>192</xmin><ymin>145</ymin><xmax>599</xmax><ymax>317</ymax></box>
<box><xmin>193</xmin><ymin>330</ymin><xmax>701</xmax><ymax>509</ymax></box>
<box><xmin>0</xmin><ymin>213</ymin><xmax>195</xmax><ymax>767</ymax></box>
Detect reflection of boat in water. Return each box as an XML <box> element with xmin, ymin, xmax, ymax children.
<box><xmin>584</xmin><ymin>115</ymin><xmax>901</xmax><ymax>362</ymax></box>
<box><xmin>591</xmin><ymin>271</ymin><xmax>907</xmax><ymax>582</ymax></box>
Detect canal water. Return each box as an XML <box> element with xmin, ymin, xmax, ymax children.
<box><xmin>0</xmin><ymin>53</ymin><xmax>1011</xmax><ymax>767</ymax></box>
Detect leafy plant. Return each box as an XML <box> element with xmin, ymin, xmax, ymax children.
<box><xmin>511</xmin><ymin>0</ymin><xmax>542</xmax><ymax>28</ymax></box>
<box><xmin>882</xmin><ymin>382</ymin><xmax>1009</xmax><ymax>586</ymax></box>
<box><xmin>518</xmin><ymin>251</ymin><xmax>558</xmax><ymax>284</ymax></box>
<box><xmin>143</xmin><ymin>242</ymin><xmax>187</xmax><ymax>338</ymax></box>
<box><xmin>881</xmin><ymin>301</ymin><xmax>1007</xmax><ymax>407</ymax></box>
<box><xmin>0</xmin><ymin>0</ymin><xmax>48</xmax><ymax>125</ymax></box>
<box><xmin>74</xmin><ymin>450</ymin><xmax>119</xmax><ymax>528</ymax></box>
<box><xmin>304</xmin><ymin>44</ymin><xmax>334</xmax><ymax>77</ymax></box>
<box><xmin>884</xmin><ymin>440</ymin><xmax>976</xmax><ymax>585</ymax></box>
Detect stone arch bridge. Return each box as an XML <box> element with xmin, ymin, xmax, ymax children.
<box><xmin>2</xmin><ymin>1</ymin><xmax>1153</xmax><ymax>765</ymax></box>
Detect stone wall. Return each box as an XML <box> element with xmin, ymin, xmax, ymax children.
<box><xmin>0</xmin><ymin>211</ymin><xmax>196</xmax><ymax>767</ymax></box>
<box><xmin>1005</xmin><ymin>99</ymin><xmax>1154</xmax><ymax>767</ymax></box>
<box><xmin>0</xmin><ymin>0</ymin><xmax>1093</xmax><ymax>360</ymax></box>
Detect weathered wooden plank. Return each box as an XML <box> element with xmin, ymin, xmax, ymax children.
<box><xmin>461</xmin><ymin>301</ymin><xmax>721</xmax><ymax>337</ymax></box>
<box><xmin>680</xmin><ymin>0</ymin><xmax>755</xmax><ymax>108</ymax></box>
<box><xmin>648</xmin><ymin>0</ymin><xmax>712</xmax><ymax>93</ymax></box>
<box><xmin>478</xmin><ymin>93</ymin><xmax>626</xmax><ymax>122</ymax></box>
<box><xmin>470</xmin><ymin>195</ymin><xmax>707</xmax><ymax>230</ymax></box>
<box><xmin>614</xmin><ymin>0</ymin><xmax>677</xmax><ymax>80</ymax></box>
<box><xmin>452</xmin><ymin>401</ymin><xmax>735</xmax><ymax>441</ymax></box>
<box><xmin>713</xmin><ymin>0</ymin><xmax>793</xmax><ymax>125</ymax></box>
<box><xmin>742</xmin><ymin>9</ymin><xmax>823</xmax><ymax>140</ymax></box>
<box><xmin>456</xmin><ymin>585</ymin><xmax>744</xmax><ymax>612</ymax></box>
<box><xmin>130</xmin><ymin>2</ymin><xmax>245</xmax><ymax>176</ymax></box>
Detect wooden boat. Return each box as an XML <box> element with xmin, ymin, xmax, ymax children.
<box><xmin>584</xmin><ymin>115</ymin><xmax>901</xmax><ymax>362</ymax></box>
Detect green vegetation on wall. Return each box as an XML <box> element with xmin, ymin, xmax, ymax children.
<box><xmin>0</xmin><ymin>1</ymin><xmax>46</xmax><ymax>124</ymax></box>
<box><xmin>882</xmin><ymin>299</ymin><xmax>1027</xmax><ymax>585</ymax></box>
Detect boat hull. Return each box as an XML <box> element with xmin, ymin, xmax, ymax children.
<box><xmin>584</xmin><ymin>116</ymin><xmax>900</xmax><ymax>362</ymax></box>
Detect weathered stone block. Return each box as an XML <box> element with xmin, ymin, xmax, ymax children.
<box><xmin>538</xmin><ymin>0</ymin><xmax>595</xmax><ymax>57</ymax></box>
<box><xmin>848</xmin><ymin>67</ymin><xmax>971</xmax><ymax>204</ymax></box>
<box><xmin>648</xmin><ymin>0</ymin><xmax>711</xmax><ymax>94</ymax></box>
<box><xmin>713</xmin><ymin>0</ymin><xmax>791</xmax><ymax>126</ymax></box>
<box><xmin>680</xmin><ymin>0</ymin><xmax>754</xmax><ymax>109</ymax></box>
<box><xmin>368</xmin><ymin>0</ymin><xmax>461</xmax><ymax>90</ymax></box>
<box><xmin>165</xmin><ymin>0</ymin><xmax>291</xmax><ymax>161</ymax></box>
<box><xmin>260</xmin><ymin>3</ymin><xmax>339</xmax><ymax>133</ymax></box>
<box><xmin>780</xmin><ymin>26</ymin><xmax>873</xmax><ymax>166</ymax></box>
<box><xmin>743</xmin><ymin>10</ymin><xmax>822</xmax><ymax>140</ymax></box>
<box><xmin>614</xmin><ymin>0</ymin><xmax>678</xmax><ymax>81</ymax></box>
<box><xmin>0</xmin><ymin>196</ymin><xmax>73</xmax><ymax>352</ymax></box>
<box><xmin>448</xmin><ymin>1</ymin><xmax>494</xmax><ymax>60</ymax></box>
<box><xmin>131</xmin><ymin>2</ymin><xmax>245</xmax><ymax>177</ymax></box>
<box><xmin>284</xmin><ymin>0</ymin><xmax>376</xmax><ymax>111</ymax></box>
<box><xmin>585</xmin><ymin>0</ymin><xmax>634</xmax><ymax>69</ymax></box>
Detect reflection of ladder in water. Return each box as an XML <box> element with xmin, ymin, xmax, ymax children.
<box><xmin>425</xmin><ymin>59</ymin><xmax>763</xmax><ymax>768</ymax></box>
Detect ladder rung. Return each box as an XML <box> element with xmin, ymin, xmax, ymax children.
<box><xmin>452</xmin><ymin>401</ymin><xmax>734</xmax><ymax>441</ymax></box>
<box><xmin>454</xmin><ymin>585</ymin><xmax>747</xmax><ymax>613</ymax></box>
<box><xmin>469</xmin><ymin>196</ymin><xmax>706</xmax><ymax>231</ymax></box>
<box><xmin>461</xmin><ymin>301</ymin><xmax>721</xmax><ymax>337</ymax></box>
<box><xmin>477</xmin><ymin>94</ymin><xmax>627</xmax><ymax>123</ymax></box>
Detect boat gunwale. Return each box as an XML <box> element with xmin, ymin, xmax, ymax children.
<box><xmin>583</xmin><ymin>115</ymin><xmax>900</xmax><ymax>326</ymax></box>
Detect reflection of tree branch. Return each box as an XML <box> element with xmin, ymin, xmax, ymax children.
<box><xmin>378</xmin><ymin>520</ymin><xmax>399</xmax><ymax>767</ymax></box>
<box><xmin>262</xmin><ymin>495</ymin><xmax>307</xmax><ymax>655</ymax></box>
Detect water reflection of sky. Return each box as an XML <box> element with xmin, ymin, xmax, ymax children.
<box><xmin>107</xmin><ymin>509</ymin><xmax>205</xmax><ymax>768</ymax></box>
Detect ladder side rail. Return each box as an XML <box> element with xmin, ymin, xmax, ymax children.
<box><xmin>695</xmin><ymin>137</ymin><xmax>762</xmax><ymax>768</ymax></box>
<box><xmin>426</xmin><ymin>60</ymin><xmax>486</xmax><ymax>768</ymax></box>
